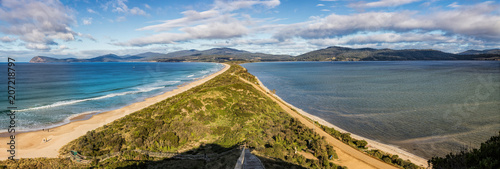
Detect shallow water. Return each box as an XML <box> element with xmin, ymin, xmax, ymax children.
<box><xmin>0</xmin><ymin>62</ymin><xmax>223</xmax><ymax>131</ymax></box>
<box><xmin>243</xmin><ymin>61</ymin><xmax>500</xmax><ymax>159</ymax></box>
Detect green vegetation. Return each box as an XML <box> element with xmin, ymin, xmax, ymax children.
<box><xmin>10</xmin><ymin>62</ymin><xmax>498</xmax><ymax>168</ymax></box>
<box><xmin>429</xmin><ymin>131</ymin><xmax>500</xmax><ymax>169</ymax></box>
<box><xmin>315</xmin><ymin>122</ymin><xmax>422</xmax><ymax>169</ymax></box>
<box><xmin>364</xmin><ymin>150</ymin><xmax>420</xmax><ymax>169</ymax></box>
<box><xmin>294</xmin><ymin>46</ymin><xmax>500</xmax><ymax>61</ymax></box>
<box><xmin>31</xmin><ymin>47</ymin><xmax>500</xmax><ymax>63</ymax></box>
<box><xmin>155</xmin><ymin>48</ymin><xmax>293</xmax><ymax>62</ymax></box>
<box><xmin>0</xmin><ymin>64</ymin><xmax>346</xmax><ymax>168</ymax></box>
<box><xmin>0</xmin><ymin>158</ymin><xmax>88</xmax><ymax>169</ymax></box>
<box><xmin>318</xmin><ymin>122</ymin><xmax>367</xmax><ymax>149</ymax></box>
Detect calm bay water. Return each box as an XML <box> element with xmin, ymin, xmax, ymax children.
<box><xmin>0</xmin><ymin>62</ymin><xmax>223</xmax><ymax>131</ymax></box>
<box><xmin>243</xmin><ymin>61</ymin><xmax>500</xmax><ymax>158</ymax></box>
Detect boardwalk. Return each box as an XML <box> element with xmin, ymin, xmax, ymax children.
<box><xmin>235</xmin><ymin>148</ymin><xmax>265</xmax><ymax>169</ymax></box>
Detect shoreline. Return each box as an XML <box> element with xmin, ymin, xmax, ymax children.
<box><xmin>2</xmin><ymin>63</ymin><xmax>223</xmax><ymax>134</ymax></box>
<box><xmin>0</xmin><ymin>63</ymin><xmax>229</xmax><ymax>159</ymax></box>
<box><xmin>253</xmin><ymin>76</ymin><xmax>429</xmax><ymax>167</ymax></box>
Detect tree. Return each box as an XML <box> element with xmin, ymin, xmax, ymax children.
<box><xmin>355</xmin><ymin>140</ymin><xmax>368</xmax><ymax>148</ymax></box>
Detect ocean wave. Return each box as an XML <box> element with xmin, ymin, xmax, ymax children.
<box><xmin>17</xmin><ymin>82</ymin><xmax>178</xmax><ymax>112</ymax></box>
<box><xmin>11</xmin><ymin>110</ymin><xmax>101</xmax><ymax>132</ymax></box>
<box><xmin>64</xmin><ymin>111</ymin><xmax>100</xmax><ymax>123</ymax></box>
<box><xmin>199</xmin><ymin>70</ymin><xmax>210</xmax><ymax>74</ymax></box>
<box><xmin>134</xmin><ymin>80</ymin><xmax>180</xmax><ymax>92</ymax></box>
<box><xmin>187</xmin><ymin>74</ymin><xmax>194</xmax><ymax>78</ymax></box>
<box><xmin>17</xmin><ymin>91</ymin><xmax>137</xmax><ymax>112</ymax></box>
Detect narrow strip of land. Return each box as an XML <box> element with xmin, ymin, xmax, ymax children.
<box><xmin>238</xmin><ymin>76</ymin><xmax>399</xmax><ymax>169</ymax></box>
<box><xmin>0</xmin><ymin>63</ymin><xmax>230</xmax><ymax>159</ymax></box>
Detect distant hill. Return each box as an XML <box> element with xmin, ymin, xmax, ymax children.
<box><xmin>295</xmin><ymin>46</ymin><xmax>458</xmax><ymax>61</ymax></box>
<box><xmin>29</xmin><ymin>47</ymin><xmax>500</xmax><ymax>63</ymax></box>
<box><xmin>133</xmin><ymin>52</ymin><xmax>166</xmax><ymax>58</ymax></box>
<box><xmin>29</xmin><ymin>52</ymin><xmax>168</xmax><ymax>63</ymax></box>
<box><xmin>294</xmin><ymin>46</ymin><xmax>500</xmax><ymax>61</ymax></box>
<box><xmin>458</xmin><ymin>49</ymin><xmax>500</xmax><ymax>55</ymax></box>
<box><xmin>29</xmin><ymin>48</ymin><xmax>292</xmax><ymax>63</ymax></box>
<box><xmin>157</xmin><ymin>48</ymin><xmax>293</xmax><ymax>62</ymax></box>
<box><xmin>30</xmin><ymin>56</ymin><xmax>87</xmax><ymax>63</ymax></box>
<box><xmin>30</xmin><ymin>54</ymin><xmax>129</xmax><ymax>63</ymax></box>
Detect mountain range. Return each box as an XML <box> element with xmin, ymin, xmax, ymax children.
<box><xmin>29</xmin><ymin>47</ymin><xmax>500</xmax><ymax>63</ymax></box>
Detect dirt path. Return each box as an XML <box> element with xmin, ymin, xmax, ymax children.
<box><xmin>238</xmin><ymin>76</ymin><xmax>399</xmax><ymax>169</ymax></box>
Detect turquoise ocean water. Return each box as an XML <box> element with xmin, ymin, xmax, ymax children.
<box><xmin>0</xmin><ymin>62</ymin><xmax>223</xmax><ymax>132</ymax></box>
<box><xmin>243</xmin><ymin>61</ymin><xmax>500</xmax><ymax>158</ymax></box>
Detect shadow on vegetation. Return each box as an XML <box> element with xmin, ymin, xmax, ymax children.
<box><xmin>102</xmin><ymin>144</ymin><xmax>305</xmax><ymax>169</ymax></box>
<box><xmin>257</xmin><ymin>154</ymin><xmax>308</xmax><ymax>169</ymax></box>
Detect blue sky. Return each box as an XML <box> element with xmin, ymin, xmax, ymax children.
<box><xmin>1</xmin><ymin>0</ymin><xmax>499</xmax><ymax>61</ymax></box>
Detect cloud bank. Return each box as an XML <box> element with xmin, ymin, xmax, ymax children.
<box><xmin>0</xmin><ymin>0</ymin><xmax>79</xmax><ymax>50</ymax></box>
<box><xmin>117</xmin><ymin>0</ymin><xmax>280</xmax><ymax>46</ymax></box>
<box><xmin>274</xmin><ymin>1</ymin><xmax>500</xmax><ymax>47</ymax></box>
<box><xmin>2</xmin><ymin>0</ymin><xmax>499</xmax><ymax>56</ymax></box>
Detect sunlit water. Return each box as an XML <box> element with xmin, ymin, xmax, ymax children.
<box><xmin>243</xmin><ymin>61</ymin><xmax>500</xmax><ymax>158</ymax></box>
<box><xmin>0</xmin><ymin>62</ymin><xmax>223</xmax><ymax>131</ymax></box>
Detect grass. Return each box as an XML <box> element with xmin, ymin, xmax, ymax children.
<box><xmin>0</xmin><ymin>64</ymin><xmax>345</xmax><ymax>169</ymax></box>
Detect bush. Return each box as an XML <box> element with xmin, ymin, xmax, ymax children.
<box><xmin>430</xmin><ymin>131</ymin><xmax>500</xmax><ymax>169</ymax></box>
<box><xmin>53</xmin><ymin>64</ymin><xmax>346</xmax><ymax>168</ymax></box>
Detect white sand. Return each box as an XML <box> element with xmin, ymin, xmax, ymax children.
<box><xmin>0</xmin><ymin>63</ymin><xmax>229</xmax><ymax>159</ymax></box>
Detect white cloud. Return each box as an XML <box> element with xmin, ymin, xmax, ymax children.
<box><xmin>50</xmin><ymin>45</ymin><xmax>69</xmax><ymax>52</ymax></box>
<box><xmin>181</xmin><ymin>22</ymin><xmax>248</xmax><ymax>39</ymax></box>
<box><xmin>26</xmin><ymin>43</ymin><xmax>50</xmax><ymax>50</ymax></box>
<box><xmin>0</xmin><ymin>36</ymin><xmax>17</xmax><ymax>43</ymax></box>
<box><xmin>105</xmin><ymin>0</ymin><xmax>148</xmax><ymax>16</ymax></box>
<box><xmin>349</xmin><ymin>0</ymin><xmax>421</xmax><ymax>8</ymax></box>
<box><xmin>118</xmin><ymin>22</ymin><xmax>248</xmax><ymax>46</ymax></box>
<box><xmin>207</xmin><ymin>38</ymin><xmax>282</xmax><ymax>48</ymax></box>
<box><xmin>119</xmin><ymin>0</ymin><xmax>280</xmax><ymax>46</ymax></box>
<box><xmin>83</xmin><ymin>17</ymin><xmax>93</xmax><ymax>25</ymax></box>
<box><xmin>59</xmin><ymin>45</ymin><xmax>68</xmax><ymax>49</ymax></box>
<box><xmin>431</xmin><ymin>1</ymin><xmax>500</xmax><ymax>40</ymax></box>
<box><xmin>138</xmin><ymin>10</ymin><xmax>220</xmax><ymax>32</ymax></box>
<box><xmin>77</xmin><ymin>33</ymin><xmax>97</xmax><ymax>42</ymax></box>
<box><xmin>144</xmin><ymin>4</ymin><xmax>151</xmax><ymax>9</ymax></box>
<box><xmin>0</xmin><ymin>0</ymin><xmax>79</xmax><ymax>50</ymax></box>
<box><xmin>213</xmin><ymin>0</ymin><xmax>280</xmax><ymax>12</ymax></box>
<box><xmin>237</xmin><ymin>38</ymin><xmax>280</xmax><ymax>45</ymax></box>
<box><xmin>111</xmin><ymin>0</ymin><xmax>128</xmax><ymax>13</ymax></box>
<box><xmin>420</xmin><ymin>0</ymin><xmax>439</xmax><ymax>7</ymax></box>
<box><xmin>321</xmin><ymin>9</ymin><xmax>330</xmax><ymax>12</ymax></box>
<box><xmin>317</xmin><ymin>4</ymin><xmax>325</xmax><ymax>7</ymax></box>
<box><xmin>116</xmin><ymin>16</ymin><xmax>126</xmax><ymax>22</ymax></box>
<box><xmin>110</xmin><ymin>0</ymin><xmax>499</xmax><ymax>54</ymax></box>
<box><xmin>87</xmin><ymin>8</ymin><xmax>98</xmax><ymax>14</ymax></box>
<box><xmin>275</xmin><ymin>2</ymin><xmax>500</xmax><ymax>41</ymax></box>
<box><xmin>447</xmin><ymin>2</ymin><xmax>461</xmax><ymax>8</ymax></box>
<box><xmin>274</xmin><ymin>11</ymin><xmax>421</xmax><ymax>39</ymax></box>
<box><xmin>130</xmin><ymin>7</ymin><xmax>147</xmax><ymax>16</ymax></box>
<box><xmin>308</xmin><ymin>32</ymin><xmax>479</xmax><ymax>46</ymax></box>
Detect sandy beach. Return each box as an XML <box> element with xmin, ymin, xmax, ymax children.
<box><xmin>0</xmin><ymin>63</ymin><xmax>229</xmax><ymax>159</ymax></box>
<box><xmin>252</xmin><ymin>76</ymin><xmax>429</xmax><ymax>168</ymax></box>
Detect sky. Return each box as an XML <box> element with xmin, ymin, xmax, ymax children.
<box><xmin>0</xmin><ymin>0</ymin><xmax>499</xmax><ymax>62</ymax></box>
